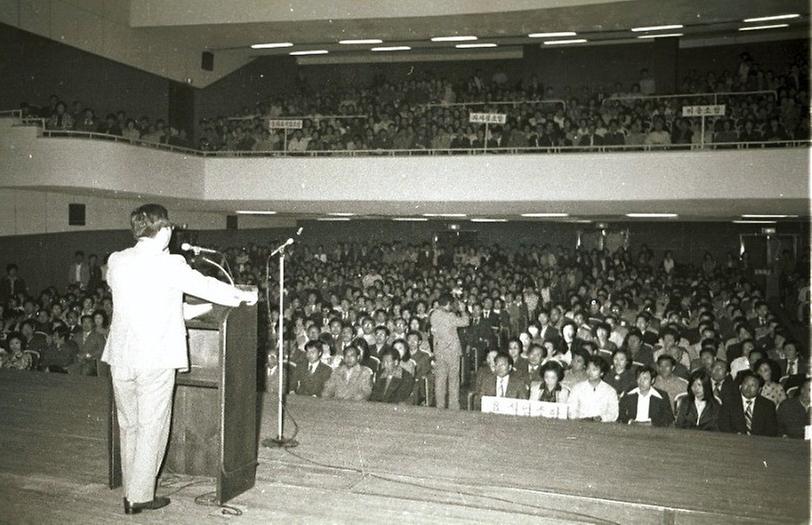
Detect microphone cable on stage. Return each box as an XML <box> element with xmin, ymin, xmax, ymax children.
<box><xmin>158</xmin><ymin>473</ymin><xmax>243</xmax><ymax>516</ymax></box>
<box><xmin>274</xmin><ymin>404</ymin><xmax>620</xmax><ymax>525</ymax></box>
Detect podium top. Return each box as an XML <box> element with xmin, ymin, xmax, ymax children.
<box><xmin>184</xmin><ymin>285</ymin><xmax>257</xmax><ymax>330</ymax></box>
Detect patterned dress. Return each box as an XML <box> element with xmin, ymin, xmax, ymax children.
<box><xmin>760</xmin><ymin>381</ymin><xmax>787</xmax><ymax>408</ymax></box>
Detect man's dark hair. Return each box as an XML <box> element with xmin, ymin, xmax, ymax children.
<box><xmin>656</xmin><ymin>354</ymin><xmax>677</xmax><ymax>367</ymax></box>
<box><xmin>507</xmin><ymin>336</ymin><xmax>523</xmax><ymax>352</ymax></box>
<box><xmin>494</xmin><ymin>352</ymin><xmax>513</xmax><ymax>368</ymax></box>
<box><xmin>540</xmin><ymin>360</ymin><xmax>565</xmax><ymax>382</ymax></box>
<box><xmin>53</xmin><ymin>325</ymin><xmax>70</xmax><ymax>341</ymax></box>
<box><xmin>437</xmin><ymin>293</ymin><xmax>452</xmax><ymax>307</ymax></box>
<box><xmin>6</xmin><ymin>263</ymin><xmax>17</xmax><ymax>273</ymax></box>
<box><xmin>304</xmin><ymin>340</ymin><xmax>323</xmax><ymax>355</ymax></box>
<box><xmin>380</xmin><ymin>347</ymin><xmax>400</xmax><ymax>362</ymax></box>
<box><xmin>586</xmin><ymin>355</ymin><xmax>607</xmax><ymax>375</ymax></box>
<box><xmin>635</xmin><ymin>365</ymin><xmax>658</xmax><ymax>380</ymax></box>
<box><xmin>129</xmin><ymin>204</ymin><xmax>171</xmax><ymax>239</ymax></box>
<box><xmin>74</xmin><ymin>250</ymin><xmax>85</xmax><ymax>257</ymax></box>
<box><xmin>736</xmin><ymin>369</ymin><xmax>763</xmax><ymax>388</ymax></box>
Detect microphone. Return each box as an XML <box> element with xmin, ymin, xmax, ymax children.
<box><xmin>180</xmin><ymin>242</ymin><xmax>219</xmax><ymax>255</ymax></box>
<box><xmin>270</xmin><ymin>238</ymin><xmax>294</xmax><ymax>256</ymax></box>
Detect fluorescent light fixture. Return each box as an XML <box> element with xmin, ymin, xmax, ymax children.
<box><xmin>528</xmin><ymin>32</ymin><xmax>577</xmax><ymax>38</ymax></box>
<box><xmin>339</xmin><ymin>39</ymin><xmax>383</xmax><ymax>44</ymax></box>
<box><xmin>316</xmin><ymin>217</ymin><xmax>350</xmax><ymax>221</ymax></box>
<box><xmin>631</xmin><ymin>24</ymin><xmax>684</xmax><ymax>32</ymax></box>
<box><xmin>738</xmin><ymin>24</ymin><xmax>790</xmax><ymax>31</ymax></box>
<box><xmin>430</xmin><ymin>35</ymin><xmax>477</xmax><ymax>42</ymax></box>
<box><xmin>743</xmin><ymin>14</ymin><xmax>799</xmax><ymax>23</ymax></box>
<box><xmin>543</xmin><ymin>39</ymin><xmax>588</xmax><ymax>45</ymax></box>
<box><xmin>625</xmin><ymin>213</ymin><xmax>678</xmax><ymax>218</ymax></box>
<box><xmin>371</xmin><ymin>46</ymin><xmax>411</xmax><ymax>52</ymax></box>
<box><xmin>327</xmin><ymin>212</ymin><xmax>356</xmax><ymax>216</ymax></box>
<box><xmin>733</xmin><ymin>220</ymin><xmax>777</xmax><ymax>224</ymax></box>
<box><xmin>565</xmin><ymin>219</ymin><xmax>594</xmax><ymax>223</ymax></box>
<box><xmin>392</xmin><ymin>217</ymin><xmax>428</xmax><ymax>222</ymax></box>
<box><xmin>471</xmin><ymin>218</ymin><xmax>508</xmax><ymax>223</ymax></box>
<box><xmin>290</xmin><ymin>49</ymin><xmax>328</xmax><ymax>56</ymax></box>
<box><xmin>741</xmin><ymin>214</ymin><xmax>798</xmax><ymax>218</ymax></box>
<box><xmin>637</xmin><ymin>33</ymin><xmax>683</xmax><ymax>39</ymax></box>
<box><xmin>235</xmin><ymin>210</ymin><xmax>277</xmax><ymax>215</ymax></box>
<box><xmin>251</xmin><ymin>42</ymin><xmax>294</xmax><ymax>49</ymax></box>
<box><xmin>520</xmin><ymin>212</ymin><xmax>569</xmax><ymax>218</ymax></box>
<box><xmin>456</xmin><ymin>43</ymin><xmax>497</xmax><ymax>49</ymax></box>
<box><xmin>422</xmin><ymin>213</ymin><xmax>467</xmax><ymax>218</ymax></box>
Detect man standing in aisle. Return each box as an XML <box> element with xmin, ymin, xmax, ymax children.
<box><xmin>102</xmin><ymin>204</ymin><xmax>256</xmax><ymax>515</ymax></box>
<box><xmin>430</xmin><ymin>293</ymin><xmax>469</xmax><ymax>410</ymax></box>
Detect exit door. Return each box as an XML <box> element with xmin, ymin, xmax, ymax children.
<box><xmin>740</xmin><ymin>233</ymin><xmax>798</xmax><ymax>300</ymax></box>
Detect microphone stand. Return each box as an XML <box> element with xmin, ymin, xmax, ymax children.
<box><xmin>263</xmin><ymin>238</ymin><xmax>298</xmax><ymax>448</ymax></box>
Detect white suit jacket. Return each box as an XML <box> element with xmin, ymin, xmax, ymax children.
<box><xmin>101</xmin><ymin>238</ymin><xmax>244</xmax><ymax>369</ymax></box>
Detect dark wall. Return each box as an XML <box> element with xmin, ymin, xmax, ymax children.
<box><xmin>678</xmin><ymin>39</ymin><xmax>809</xmax><ymax>80</ymax></box>
<box><xmin>0</xmin><ymin>23</ymin><xmax>169</xmax><ymax>123</ymax></box>
<box><xmin>4</xmin><ymin>221</ymin><xmax>807</xmax><ymax>294</ymax></box>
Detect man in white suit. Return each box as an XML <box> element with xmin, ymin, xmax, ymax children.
<box><xmin>102</xmin><ymin>204</ymin><xmax>256</xmax><ymax>515</ymax></box>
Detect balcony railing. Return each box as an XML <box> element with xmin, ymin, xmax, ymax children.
<box><xmin>4</xmin><ymin>114</ymin><xmax>809</xmax><ymax>158</ymax></box>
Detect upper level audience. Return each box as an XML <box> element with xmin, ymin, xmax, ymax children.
<box><xmin>1</xmin><ymin>235</ymin><xmax>809</xmax><ymax>439</ymax></box>
<box><xmin>14</xmin><ymin>47</ymin><xmax>808</xmax><ymax>154</ymax></box>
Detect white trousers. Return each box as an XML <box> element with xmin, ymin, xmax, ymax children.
<box><xmin>111</xmin><ymin>366</ymin><xmax>175</xmax><ymax>504</ymax></box>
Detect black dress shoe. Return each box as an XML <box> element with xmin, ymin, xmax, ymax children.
<box><xmin>124</xmin><ymin>496</ymin><xmax>171</xmax><ymax>514</ymax></box>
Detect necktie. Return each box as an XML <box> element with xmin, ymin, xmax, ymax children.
<box><xmin>713</xmin><ymin>382</ymin><xmax>721</xmax><ymax>400</ymax></box>
<box><xmin>744</xmin><ymin>400</ymin><xmax>753</xmax><ymax>435</ymax></box>
<box><xmin>500</xmin><ymin>379</ymin><xmax>507</xmax><ymax>397</ymax></box>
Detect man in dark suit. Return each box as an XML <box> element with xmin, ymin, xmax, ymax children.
<box><xmin>72</xmin><ymin>314</ymin><xmax>107</xmax><ymax>375</ymax></box>
<box><xmin>709</xmin><ymin>359</ymin><xmax>738</xmax><ymax>405</ymax></box>
<box><xmin>618</xmin><ymin>366</ymin><xmax>674</xmax><ymax>427</ymax></box>
<box><xmin>370</xmin><ymin>348</ymin><xmax>414</xmax><ymax>403</ymax></box>
<box><xmin>39</xmin><ymin>325</ymin><xmax>79</xmax><ymax>373</ymax></box>
<box><xmin>518</xmin><ymin>343</ymin><xmax>546</xmax><ymax>383</ymax></box>
<box><xmin>0</xmin><ymin>264</ymin><xmax>26</xmax><ymax>305</ymax></box>
<box><xmin>478</xmin><ymin>353</ymin><xmax>529</xmax><ymax>400</ymax></box>
<box><xmin>506</xmin><ymin>337</ymin><xmax>529</xmax><ymax>378</ymax></box>
<box><xmin>777</xmin><ymin>341</ymin><xmax>803</xmax><ymax>378</ymax></box>
<box><xmin>777</xmin><ymin>379</ymin><xmax>810</xmax><ymax>439</ymax></box>
<box><xmin>290</xmin><ymin>341</ymin><xmax>332</xmax><ymax>397</ymax></box>
<box><xmin>537</xmin><ymin>310</ymin><xmax>560</xmax><ymax>345</ymax></box>
<box><xmin>718</xmin><ymin>370</ymin><xmax>778</xmax><ymax>437</ymax></box>
<box><xmin>466</xmin><ymin>303</ymin><xmax>495</xmax><ymax>354</ymax></box>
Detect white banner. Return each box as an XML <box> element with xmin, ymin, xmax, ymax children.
<box><xmin>481</xmin><ymin>396</ymin><xmax>568</xmax><ymax>419</ymax></box>
<box><xmin>268</xmin><ymin>119</ymin><xmax>303</xmax><ymax>129</ymax></box>
<box><xmin>469</xmin><ymin>112</ymin><xmax>507</xmax><ymax>125</ymax></box>
<box><xmin>682</xmin><ymin>105</ymin><xmax>726</xmax><ymax>117</ymax></box>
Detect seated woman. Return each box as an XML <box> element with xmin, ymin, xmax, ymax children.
<box><xmin>604</xmin><ymin>348</ymin><xmax>637</xmax><ymax>396</ymax></box>
<box><xmin>753</xmin><ymin>357</ymin><xmax>787</xmax><ymax>408</ymax></box>
<box><xmin>675</xmin><ymin>369</ymin><xmax>720</xmax><ymax>431</ymax></box>
<box><xmin>2</xmin><ymin>333</ymin><xmax>33</xmax><ymax>370</ymax></box>
<box><xmin>391</xmin><ymin>338</ymin><xmax>416</xmax><ymax>376</ymax></box>
<box><xmin>561</xmin><ymin>349</ymin><xmax>589</xmax><ymax>389</ymax></box>
<box><xmin>530</xmin><ymin>360</ymin><xmax>569</xmax><ymax>404</ymax></box>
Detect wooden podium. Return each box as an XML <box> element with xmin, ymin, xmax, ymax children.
<box><xmin>108</xmin><ymin>289</ymin><xmax>258</xmax><ymax>505</ymax></box>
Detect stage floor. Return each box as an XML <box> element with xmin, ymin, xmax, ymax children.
<box><xmin>0</xmin><ymin>371</ymin><xmax>808</xmax><ymax>524</ymax></box>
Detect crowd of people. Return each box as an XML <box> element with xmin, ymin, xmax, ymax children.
<box><xmin>3</xmin><ymin>237</ymin><xmax>808</xmax><ymax>439</ymax></box>
<box><xmin>15</xmin><ymin>49</ymin><xmax>808</xmax><ymax>155</ymax></box>
<box><xmin>19</xmin><ymin>96</ymin><xmax>192</xmax><ymax>148</ymax></box>
<box><xmin>195</xmin><ymin>49</ymin><xmax>810</xmax><ymax>152</ymax></box>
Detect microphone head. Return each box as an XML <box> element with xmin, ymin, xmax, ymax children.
<box><xmin>296</xmin><ymin>227</ymin><xmax>304</xmax><ymax>236</ymax></box>
<box><xmin>180</xmin><ymin>242</ymin><xmax>193</xmax><ymax>251</ymax></box>
<box><xmin>286</xmin><ymin>238</ymin><xmax>295</xmax><ymax>245</ymax></box>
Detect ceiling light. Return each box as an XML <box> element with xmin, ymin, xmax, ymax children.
<box><xmin>316</xmin><ymin>217</ymin><xmax>350</xmax><ymax>221</ymax></box>
<box><xmin>456</xmin><ymin>43</ymin><xmax>497</xmax><ymax>49</ymax></box>
<box><xmin>528</xmin><ymin>32</ymin><xmax>577</xmax><ymax>38</ymax></box>
<box><xmin>430</xmin><ymin>36</ymin><xmax>477</xmax><ymax>42</ymax></box>
<box><xmin>422</xmin><ymin>213</ymin><xmax>467</xmax><ymax>218</ymax></box>
<box><xmin>471</xmin><ymin>218</ymin><xmax>508</xmax><ymax>223</ymax></box>
<box><xmin>520</xmin><ymin>212</ymin><xmax>569</xmax><ymax>218</ymax></box>
<box><xmin>743</xmin><ymin>14</ymin><xmax>799</xmax><ymax>23</ymax></box>
<box><xmin>235</xmin><ymin>210</ymin><xmax>277</xmax><ymax>215</ymax></box>
<box><xmin>371</xmin><ymin>46</ymin><xmax>411</xmax><ymax>52</ymax></box>
<box><xmin>741</xmin><ymin>214</ymin><xmax>798</xmax><ymax>218</ymax></box>
<box><xmin>637</xmin><ymin>33</ymin><xmax>683</xmax><ymax>39</ymax></box>
<box><xmin>327</xmin><ymin>212</ymin><xmax>356</xmax><ymax>216</ymax></box>
<box><xmin>631</xmin><ymin>24</ymin><xmax>684</xmax><ymax>32</ymax></box>
<box><xmin>625</xmin><ymin>213</ymin><xmax>678</xmax><ymax>218</ymax></box>
<box><xmin>339</xmin><ymin>39</ymin><xmax>383</xmax><ymax>44</ymax></box>
<box><xmin>290</xmin><ymin>50</ymin><xmax>328</xmax><ymax>56</ymax></box>
<box><xmin>251</xmin><ymin>42</ymin><xmax>294</xmax><ymax>49</ymax></box>
<box><xmin>565</xmin><ymin>219</ymin><xmax>594</xmax><ymax>223</ymax></box>
<box><xmin>392</xmin><ymin>217</ymin><xmax>428</xmax><ymax>222</ymax></box>
<box><xmin>733</xmin><ymin>220</ymin><xmax>778</xmax><ymax>224</ymax></box>
<box><xmin>738</xmin><ymin>24</ymin><xmax>790</xmax><ymax>31</ymax></box>
<box><xmin>543</xmin><ymin>39</ymin><xmax>588</xmax><ymax>45</ymax></box>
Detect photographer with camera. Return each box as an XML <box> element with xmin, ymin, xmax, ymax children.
<box><xmin>430</xmin><ymin>292</ymin><xmax>469</xmax><ymax>410</ymax></box>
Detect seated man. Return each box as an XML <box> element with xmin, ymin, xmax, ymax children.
<box><xmin>653</xmin><ymin>354</ymin><xmax>688</xmax><ymax>411</ymax></box>
<box><xmin>370</xmin><ymin>348</ymin><xmax>414</xmax><ymax>404</ymax></box>
<box><xmin>72</xmin><ymin>314</ymin><xmax>106</xmax><ymax>375</ymax></box>
<box><xmin>776</xmin><ymin>379</ymin><xmax>811</xmax><ymax>439</ymax></box>
<box><xmin>407</xmin><ymin>330</ymin><xmax>433</xmax><ymax>405</ymax></box>
<box><xmin>709</xmin><ymin>359</ymin><xmax>738</xmax><ymax>405</ymax></box>
<box><xmin>477</xmin><ymin>353</ymin><xmax>529</xmax><ymax>400</ymax></box>
<box><xmin>567</xmin><ymin>355</ymin><xmax>619</xmax><ymax>423</ymax></box>
<box><xmin>322</xmin><ymin>345</ymin><xmax>373</xmax><ymax>401</ymax></box>
<box><xmin>521</xmin><ymin>343</ymin><xmax>546</xmax><ymax>383</ymax></box>
<box><xmin>618</xmin><ymin>366</ymin><xmax>674</xmax><ymax>427</ymax></box>
<box><xmin>290</xmin><ymin>340</ymin><xmax>332</xmax><ymax>397</ymax></box>
<box><xmin>718</xmin><ymin>370</ymin><xmax>778</xmax><ymax>437</ymax></box>
<box><xmin>39</xmin><ymin>325</ymin><xmax>78</xmax><ymax>373</ymax></box>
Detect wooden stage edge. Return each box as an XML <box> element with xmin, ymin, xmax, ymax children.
<box><xmin>0</xmin><ymin>371</ymin><xmax>809</xmax><ymax>524</ymax></box>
